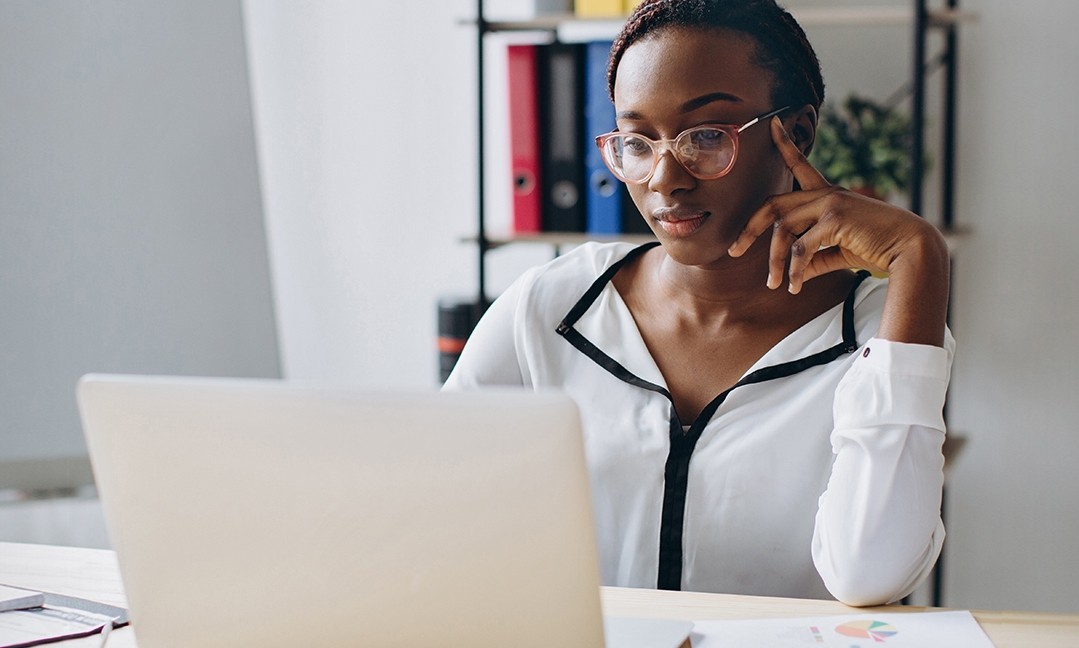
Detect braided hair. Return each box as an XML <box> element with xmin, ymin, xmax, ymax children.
<box><xmin>607</xmin><ymin>0</ymin><xmax>825</xmax><ymax>113</ymax></box>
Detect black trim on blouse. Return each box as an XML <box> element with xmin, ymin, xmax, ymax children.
<box><xmin>556</xmin><ymin>242</ymin><xmax>870</xmax><ymax>591</ymax></box>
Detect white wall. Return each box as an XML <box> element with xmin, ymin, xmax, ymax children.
<box><xmin>241</xmin><ymin>0</ymin><xmax>1079</xmax><ymax>614</ymax></box>
<box><xmin>0</xmin><ymin>0</ymin><xmax>280</xmax><ymax>490</ymax></box>
<box><xmin>944</xmin><ymin>0</ymin><xmax>1079</xmax><ymax>614</ymax></box>
<box><xmin>243</xmin><ymin>0</ymin><xmax>482</xmax><ymax>385</ymax></box>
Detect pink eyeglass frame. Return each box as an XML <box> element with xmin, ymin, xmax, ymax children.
<box><xmin>594</xmin><ymin>105</ymin><xmax>790</xmax><ymax>184</ymax></box>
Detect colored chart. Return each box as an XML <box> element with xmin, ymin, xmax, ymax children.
<box><xmin>835</xmin><ymin>619</ymin><xmax>899</xmax><ymax>642</ymax></box>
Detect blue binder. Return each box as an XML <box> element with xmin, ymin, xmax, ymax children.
<box><xmin>583</xmin><ymin>40</ymin><xmax>621</xmax><ymax>236</ymax></box>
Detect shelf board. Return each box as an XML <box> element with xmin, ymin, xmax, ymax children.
<box><xmin>790</xmin><ymin>6</ymin><xmax>974</xmax><ymax>28</ymax></box>
<box><xmin>794</xmin><ymin>6</ymin><xmax>914</xmax><ymax>26</ymax></box>
<box><xmin>473</xmin><ymin>6</ymin><xmax>974</xmax><ymax>41</ymax></box>
<box><xmin>926</xmin><ymin>8</ymin><xmax>977</xmax><ymax>28</ymax></box>
<box><xmin>466</xmin><ymin>226</ymin><xmax>966</xmax><ymax>252</ymax></box>
<box><xmin>463</xmin><ymin>232</ymin><xmax>656</xmax><ymax>250</ymax></box>
<box><xmin>940</xmin><ymin>225</ymin><xmax>970</xmax><ymax>252</ymax></box>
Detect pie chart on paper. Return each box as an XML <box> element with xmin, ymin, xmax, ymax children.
<box><xmin>835</xmin><ymin>619</ymin><xmax>899</xmax><ymax>642</ymax></box>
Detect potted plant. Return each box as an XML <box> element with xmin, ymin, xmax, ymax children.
<box><xmin>808</xmin><ymin>94</ymin><xmax>926</xmax><ymax>201</ymax></box>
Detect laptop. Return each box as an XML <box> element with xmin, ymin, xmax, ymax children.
<box><xmin>77</xmin><ymin>374</ymin><xmax>691</xmax><ymax>648</ymax></box>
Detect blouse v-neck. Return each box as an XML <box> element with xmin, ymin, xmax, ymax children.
<box><xmin>558</xmin><ymin>242</ymin><xmax>869</xmax><ymax>428</ymax></box>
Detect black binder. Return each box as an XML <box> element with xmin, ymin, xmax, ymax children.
<box><xmin>538</xmin><ymin>42</ymin><xmax>586</xmax><ymax>232</ymax></box>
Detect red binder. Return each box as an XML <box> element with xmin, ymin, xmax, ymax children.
<box><xmin>507</xmin><ymin>44</ymin><xmax>542</xmax><ymax>234</ymax></box>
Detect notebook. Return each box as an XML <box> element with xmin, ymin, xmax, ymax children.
<box><xmin>77</xmin><ymin>374</ymin><xmax>691</xmax><ymax>648</ymax></box>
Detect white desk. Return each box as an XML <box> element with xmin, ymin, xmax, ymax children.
<box><xmin>2</xmin><ymin>541</ymin><xmax>1077</xmax><ymax>647</ymax></box>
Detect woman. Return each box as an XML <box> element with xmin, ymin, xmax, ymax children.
<box><xmin>446</xmin><ymin>0</ymin><xmax>953</xmax><ymax>606</ymax></box>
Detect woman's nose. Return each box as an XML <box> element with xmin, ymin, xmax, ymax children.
<box><xmin>647</xmin><ymin>150</ymin><xmax>696</xmax><ymax>195</ymax></box>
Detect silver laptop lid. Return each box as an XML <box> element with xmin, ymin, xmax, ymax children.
<box><xmin>78</xmin><ymin>374</ymin><xmax>604</xmax><ymax>648</ymax></box>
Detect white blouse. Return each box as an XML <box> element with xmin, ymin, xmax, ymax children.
<box><xmin>444</xmin><ymin>241</ymin><xmax>954</xmax><ymax>606</ymax></box>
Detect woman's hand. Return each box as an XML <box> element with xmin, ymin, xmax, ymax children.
<box><xmin>728</xmin><ymin>116</ymin><xmax>951</xmax><ymax>347</ymax></box>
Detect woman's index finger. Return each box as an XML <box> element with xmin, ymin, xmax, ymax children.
<box><xmin>770</xmin><ymin>116</ymin><xmax>830</xmax><ymax>191</ymax></box>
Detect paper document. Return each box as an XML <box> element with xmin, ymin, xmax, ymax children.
<box><xmin>604</xmin><ymin>616</ymin><xmax>694</xmax><ymax>648</ymax></box>
<box><xmin>0</xmin><ymin>605</ymin><xmax>113</xmax><ymax>648</ymax></box>
<box><xmin>0</xmin><ymin>587</ymin><xmax>43</xmax><ymax>614</ymax></box>
<box><xmin>690</xmin><ymin>610</ymin><xmax>995</xmax><ymax>647</ymax></box>
<box><xmin>0</xmin><ymin>586</ymin><xmax>128</xmax><ymax>648</ymax></box>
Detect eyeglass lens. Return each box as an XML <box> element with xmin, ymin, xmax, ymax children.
<box><xmin>603</xmin><ymin>127</ymin><xmax>737</xmax><ymax>183</ymax></box>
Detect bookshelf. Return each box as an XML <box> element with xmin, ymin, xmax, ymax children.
<box><xmin>469</xmin><ymin>1</ymin><xmax>969</xmax><ymax>305</ymax></box>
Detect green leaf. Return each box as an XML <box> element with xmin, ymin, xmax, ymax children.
<box><xmin>807</xmin><ymin>93</ymin><xmax>930</xmax><ymax>197</ymax></box>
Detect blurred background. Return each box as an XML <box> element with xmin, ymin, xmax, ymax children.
<box><xmin>1</xmin><ymin>0</ymin><xmax>1076</xmax><ymax>614</ymax></box>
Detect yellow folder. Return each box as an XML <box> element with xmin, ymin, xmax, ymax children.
<box><xmin>575</xmin><ymin>0</ymin><xmax>623</xmax><ymax>18</ymax></box>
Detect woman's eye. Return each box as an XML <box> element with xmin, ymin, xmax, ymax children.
<box><xmin>691</xmin><ymin>128</ymin><xmax>727</xmax><ymax>150</ymax></box>
<box><xmin>622</xmin><ymin>136</ymin><xmax>651</xmax><ymax>156</ymax></box>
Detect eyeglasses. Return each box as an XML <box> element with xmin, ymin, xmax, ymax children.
<box><xmin>595</xmin><ymin>106</ymin><xmax>790</xmax><ymax>185</ymax></box>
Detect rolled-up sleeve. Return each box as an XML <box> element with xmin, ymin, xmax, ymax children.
<box><xmin>812</xmin><ymin>335</ymin><xmax>955</xmax><ymax>606</ymax></box>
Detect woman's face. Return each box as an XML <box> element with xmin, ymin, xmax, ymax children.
<box><xmin>613</xmin><ymin>27</ymin><xmax>793</xmax><ymax>266</ymax></box>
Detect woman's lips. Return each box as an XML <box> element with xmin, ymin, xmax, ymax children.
<box><xmin>653</xmin><ymin>209</ymin><xmax>711</xmax><ymax>238</ymax></box>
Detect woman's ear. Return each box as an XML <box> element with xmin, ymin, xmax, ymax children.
<box><xmin>788</xmin><ymin>105</ymin><xmax>818</xmax><ymax>157</ymax></box>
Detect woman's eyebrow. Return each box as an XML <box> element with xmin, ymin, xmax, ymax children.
<box><xmin>680</xmin><ymin>91</ymin><xmax>743</xmax><ymax>113</ymax></box>
<box><xmin>615</xmin><ymin>91</ymin><xmax>744</xmax><ymax>121</ymax></box>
